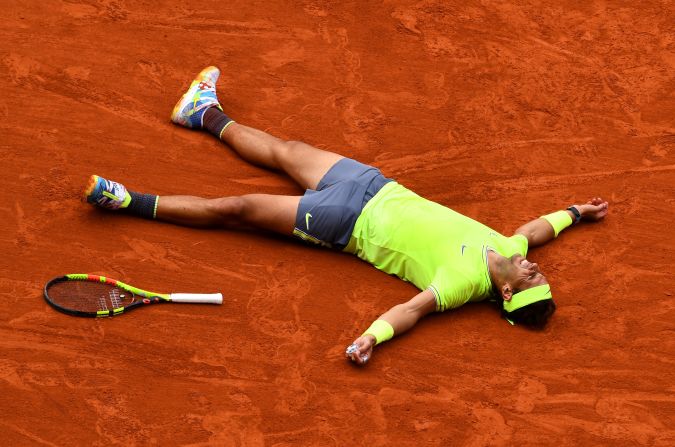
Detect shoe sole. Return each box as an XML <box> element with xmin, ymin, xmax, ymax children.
<box><xmin>83</xmin><ymin>174</ymin><xmax>100</xmax><ymax>203</ymax></box>
<box><xmin>170</xmin><ymin>66</ymin><xmax>220</xmax><ymax>126</ymax></box>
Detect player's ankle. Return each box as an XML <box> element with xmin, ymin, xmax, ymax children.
<box><xmin>203</xmin><ymin>107</ymin><xmax>235</xmax><ymax>140</ymax></box>
<box><xmin>125</xmin><ymin>192</ymin><xmax>159</xmax><ymax>219</ymax></box>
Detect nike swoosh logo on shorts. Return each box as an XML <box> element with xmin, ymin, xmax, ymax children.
<box><xmin>305</xmin><ymin>212</ymin><xmax>312</xmax><ymax>230</ymax></box>
<box><xmin>461</xmin><ymin>245</ymin><xmax>467</xmax><ymax>255</ymax></box>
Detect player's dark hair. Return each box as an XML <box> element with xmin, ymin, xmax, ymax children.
<box><xmin>502</xmin><ymin>299</ymin><xmax>556</xmax><ymax>328</ymax></box>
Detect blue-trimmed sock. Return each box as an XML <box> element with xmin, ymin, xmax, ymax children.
<box><xmin>203</xmin><ymin>107</ymin><xmax>235</xmax><ymax>139</ymax></box>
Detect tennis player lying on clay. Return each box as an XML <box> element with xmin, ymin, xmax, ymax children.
<box><xmin>84</xmin><ymin>67</ymin><xmax>609</xmax><ymax>366</ymax></box>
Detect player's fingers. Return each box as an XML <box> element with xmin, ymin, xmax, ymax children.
<box><xmin>347</xmin><ymin>344</ymin><xmax>364</xmax><ymax>363</ymax></box>
<box><xmin>345</xmin><ymin>340</ymin><xmax>373</xmax><ymax>365</ymax></box>
<box><xmin>345</xmin><ymin>343</ymin><xmax>359</xmax><ymax>359</ymax></box>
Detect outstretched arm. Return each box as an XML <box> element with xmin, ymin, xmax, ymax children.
<box><xmin>514</xmin><ymin>197</ymin><xmax>609</xmax><ymax>248</ymax></box>
<box><xmin>345</xmin><ymin>289</ymin><xmax>437</xmax><ymax>366</ymax></box>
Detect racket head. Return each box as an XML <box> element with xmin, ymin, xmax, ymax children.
<box><xmin>43</xmin><ymin>274</ymin><xmax>165</xmax><ymax>317</ymax></box>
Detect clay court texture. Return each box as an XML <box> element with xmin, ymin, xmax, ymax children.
<box><xmin>1</xmin><ymin>1</ymin><xmax>674</xmax><ymax>445</ymax></box>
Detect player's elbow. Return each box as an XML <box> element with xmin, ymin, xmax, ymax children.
<box><xmin>515</xmin><ymin>226</ymin><xmax>541</xmax><ymax>247</ymax></box>
<box><xmin>514</xmin><ymin>226</ymin><xmax>532</xmax><ymax>242</ymax></box>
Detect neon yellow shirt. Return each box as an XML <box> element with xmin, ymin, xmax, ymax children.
<box><xmin>344</xmin><ymin>182</ymin><xmax>528</xmax><ymax>311</ymax></box>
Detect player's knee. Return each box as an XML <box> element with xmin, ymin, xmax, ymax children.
<box><xmin>208</xmin><ymin>197</ymin><xmax>247</xmax><ymax>223</ymax></box>
<box><xmin>285</xmin><ymin>140</ymin><xmax>304</xmax><ymax>151</ymax></box>
<box><xmin>275</xmin><ymin>140</ymin><xmax>303</xmax><ymax>165</ymax></box>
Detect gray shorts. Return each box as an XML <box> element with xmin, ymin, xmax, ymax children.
<box><xmin>293</xmin><ymin>158</ymin><xmax>392</xmax><ymax>249</ymax></box>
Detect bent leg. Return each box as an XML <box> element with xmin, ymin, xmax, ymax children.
<box><xmin>171</xmin><ymin>69</ymin><xmax>344</xmax><ymax>191</ymax></box>
<box><xmin>218</xmin><ymin>122</ymin><xmax>343</xmax><ymax>191</ymax></box>
<box><xmin>155</xmin><ymin>193</ymin><xmax>300</xmax><ymax>235</ymax></box>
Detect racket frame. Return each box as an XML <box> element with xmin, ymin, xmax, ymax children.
<box><xmin>43</xmin><ymin>274</ymin><xmax>221</xmax><ymax>318</ymax></box>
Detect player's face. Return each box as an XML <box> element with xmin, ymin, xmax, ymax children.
<box><xmin>509</xmin><ymin>254</ymin><xmax>548</xmax><ymax>291</ymax></box>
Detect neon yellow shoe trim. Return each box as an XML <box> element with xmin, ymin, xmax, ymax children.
<box><xmin>191</xmin><ymin>82</ymin><xmax>203</xmax><ymax>112</ymax></box>
<box><xmin>121</xmin><ymin>191</ymin><xmax>132</xmax><ymax>208</ymax></box>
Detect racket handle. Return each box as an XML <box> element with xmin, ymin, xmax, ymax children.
<box><xmin>169</xmin><ymin>293</ymin><xmax>223</xmax><ymax>304</ymax></box>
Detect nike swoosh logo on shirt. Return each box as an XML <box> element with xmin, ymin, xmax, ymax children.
<box><xmin>305</xmin><ymin>212</ymin><xmax>312</xmax><ymax>230</ymax></box>
<box><xmin>461</xmin><ymin>244</ymin><xmax>467</xmax><ymax>255</ymax></box>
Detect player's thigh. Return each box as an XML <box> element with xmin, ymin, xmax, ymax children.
<box><xmin>240</xmin><ymin>194</ymin><xmax>301</xmax><ymax>235</ymax></box>
<box><xmin>278</xmin><ymin>140</ymin><xmax>344</xmax><ymax>190</ymax></box>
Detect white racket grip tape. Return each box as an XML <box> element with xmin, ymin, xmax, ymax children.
<box><xmin>169</xmin><ymin>293</ymin><xmax>223</xmax><ymax>304</ymax></box>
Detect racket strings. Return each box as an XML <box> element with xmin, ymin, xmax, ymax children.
<box><xmin>110</xmin><ymin>288</ymin><xmax>121</xmax><ymax>309</ymax></box>
<box><xmin>98</xmin><ymin>294</ymin><xmax>108</xmax><ymax>311</ymax></box>
<box><xmin>46</xmin><ymin>281</ymin><xmax>135</xmax><ymax>313</ymax></box>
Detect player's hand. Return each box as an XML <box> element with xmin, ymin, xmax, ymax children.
<box><xmin>578</xmin><ymin>197</ymin><xmax>609</xmax><ymax>222</ymax></box>
<box><xmin>345</xmin><ymin>335</ymin><xmax>375</xmax><ymax>366</ymax></box>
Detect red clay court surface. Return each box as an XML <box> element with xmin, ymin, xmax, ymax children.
<box><xmin>1</xmin><ymin>1</ymin><xmax>674</xmax><ymax>445</ymax></box>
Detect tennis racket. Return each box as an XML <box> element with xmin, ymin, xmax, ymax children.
<box><xmin>44</xmin><ymin>274</ymin><xmax>223</xmax><ymax>317</ymax></box>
